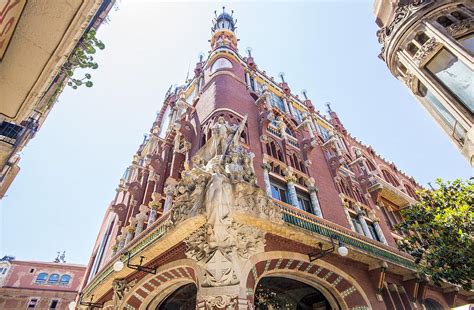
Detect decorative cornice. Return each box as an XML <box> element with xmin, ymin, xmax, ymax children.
<box><xmin>412</xmin><ymin>37</ymin><xmax>441</xmax><ymax>67</ymax></box>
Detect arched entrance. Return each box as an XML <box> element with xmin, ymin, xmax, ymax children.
<box><xmin>156</xmin><ymin>283</ymin><xmax>197</xmax><ymax>310</ymax></box>
<box><xmin>254</xmin><ymin>276</ymin><xmax>333</xmax><ymax>310</ymax></box>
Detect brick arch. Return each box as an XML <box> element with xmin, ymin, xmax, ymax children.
<box><xmin>123</xmin><ymin>265</ymin><xmax>198</xmax><ymax>310</ymax></box>
<box><xmin>244</xmin><ymin>253</ymin><xmax>371</xmax><ymax>310</ymax></box>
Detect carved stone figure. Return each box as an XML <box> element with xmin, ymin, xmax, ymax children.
<box><xmin>174</xmin><ymin>116</ymin><xmax>282</xmax><ymax>289</ymax></box>
<box><xmin>211</xmin><ymin>116</ymin><xmax>229</xmax><ymax>156</ymax></box>
<box><xmin>112</xmin><ymin>278</ymin><xmax>136</xmax><ymax>308</ymax></box>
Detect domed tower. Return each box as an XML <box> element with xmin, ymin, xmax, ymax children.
<box><xmin>210</xmin><ymin>7</ymin><xmax>238</xmax><ymax>50</ymax></box>
<box><xmin>78</xmin><ymin>8</ymin><xmax>473</xmax><ymax>310</ymax></box>
<box><xmin>374</xmin><ymin>0</ymin><xmax>473</xmax><ymax>165</ymax></box>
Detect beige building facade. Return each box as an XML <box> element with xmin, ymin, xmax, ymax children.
<box><xmin>0</xmin><ymin>0</ymin><xmax>115</xmax><ymax>199</ymax></box>
<box><xmin>374</xmin><ymin>0</ymin><xmax>473</xmax><ymax>165</ymax></box>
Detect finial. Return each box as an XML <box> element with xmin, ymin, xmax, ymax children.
<box><xmin>278</xmin><ymin>72</ymin><xmax>285</xmax><ymax>83</ymax></box>
<box><xmin>246</xmin><ymin>47</ymin><xmax>252</xmax><ymax>57</ymax></box>
<box><xmin>222</xmin><ymin>6</ymin><xmax>225</xmax><ymax>14</ymax></box>
<box><xmin>325</xmin><ymin>102</ymin><xmax>332</xmax><ymax>112</ymax></box>
<box><xmin>301</xmin><ymin>89</ymin><xmax>308</xmax><ymax>100</ymax></box>
<box><xmin>198</xmin><ymin>52</ymin><xmax>205</xmax><ymax>62</ymax></box>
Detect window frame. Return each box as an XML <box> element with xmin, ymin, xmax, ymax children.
<box><xmin>35</xmin><ymin>272</ymin><xmax>48</xmax><ymax>284</ymax></box>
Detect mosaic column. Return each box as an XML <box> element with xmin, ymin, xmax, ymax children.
<box><xmin>306</xmin><ymin>178</ymin><xmax>322</xmax><ymax>217</ymax></box>
<box><xmin>148</xmin><ymin>205</ymin><xmax>158</xmax><ymax>224</ymax></box>
<box><xmin>285</xmin><ymin>171</ymin><xmax>299</xmax><ymax>209</ymax></box>
<box><xmin>135</xmin><ymin>207</ymin><xmax>148</xmax><ymax>235</ymax></box>
<box><xmin>148</xmin><ymin>193</ymin><xmax>161</xmax><ymax>224</ymax></box>
<box><xmin>369</xmin><ymin>211</ymin><xmax>388</xmax><ymax>245</ymax></box>
<box><xmin>355</xmin><ymin>204</ymin><xmax>372</xmax><ymax>239</ymax></box>
<box><xmin>261</xmin><ymin>162</ymin><xmax>272</xmax><ymax>197</ymax></box>
<box><xmin>124</xmin><ymin>226</ymin><xmax>135</xmax><ymax>245</ymax></box>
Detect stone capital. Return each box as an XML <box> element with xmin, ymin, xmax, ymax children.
<box><xmin>261</xmin><ymin>162</ymin><xmax>271</xmax><ymax>171</ymax></box>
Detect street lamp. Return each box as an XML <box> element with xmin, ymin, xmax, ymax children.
<box><xmin>308</xmin><ymin>235</ymin><xmax>348</xmax><ymax>262</ymax></box>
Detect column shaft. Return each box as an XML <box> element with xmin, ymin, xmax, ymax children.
<box><xmin>309</xmin><ymin>190</ymin><xmax>323</xmax><ymax>217</ymax></box>
<box><xmin>287</xmin><ymin>181</ymin><xmax>300</xmax><ymax>209</ymax></box>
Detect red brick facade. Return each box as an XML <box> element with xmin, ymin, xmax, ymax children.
<box><xmin>0</xmin><ymin>258</ymin><xmax>85</xmax><ymax>309</ymax></box>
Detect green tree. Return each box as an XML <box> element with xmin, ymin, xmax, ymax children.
<box><xmin>63</xmin><ymin>29</ymin><xmax>105</xmax><ymax>89</ymax></box>
<box><xmin>397</xmin><ymin>179</ymin><xmax>473</xmax><ymax>290</ymax></box>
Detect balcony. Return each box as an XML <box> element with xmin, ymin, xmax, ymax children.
<box><xmin>0</xmin><ymin>122</ymin><xmax>23</xmax><ymax>146</ymax></box>
<box><xmin>368</xmin><ymin>175</ymin><xmax>417</xmax><ymax>207</ymax></box>
<box><xmin>273</xmin><ymin>200</ymin><xmax>415</xmax><ymax>270</ymax></box>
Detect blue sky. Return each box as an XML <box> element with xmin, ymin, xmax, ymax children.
<box><xmin>1</xmin><ymin>1</ymin><xmax>471</xmax><ymax>265</ymax></box>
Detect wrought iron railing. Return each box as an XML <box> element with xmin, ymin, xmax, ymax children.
<box><xmin>274</xmin><ymin>200</ymin><xmax>415</xmax><ymax>269</ymax></box>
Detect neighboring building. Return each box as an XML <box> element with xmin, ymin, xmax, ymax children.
<box><xmin>374</xmin><ymin>0</ymin><xmax>473</xmax><ymax>165</ymax></box>
<box><xmin>79</xmin><ymin>9</ymin><xmax>473</xmax><ymax>310</ymax></box>
<box><xmin>0</xmin><ymin>0</ymin><xmax>116</xmax><ymax>199</ymax></box>
<box><xmin>0</xmin><ymin>256</ymin><xmax>85</xmax><ymax>309</ymax></box>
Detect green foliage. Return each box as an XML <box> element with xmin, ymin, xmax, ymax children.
<box><xmin>397</xmin><ymin>179</ymin><xmax>474</xmax><ymax>290</ymax></box>
<box><xmin>64</xmin><ymin>29</ymin><xmax>105</xmax><ymax>89</ymax></box>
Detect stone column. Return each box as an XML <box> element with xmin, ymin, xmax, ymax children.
<box><xmin>285</xmin><ymin>98</ymin><xmax>296</xmax><ymax>117</ymax></box>
<box><xmin>245</xmin><ymin>71</ymin><xmax>251</xmax><ymax>89</ymax></box>
<box><xmin>306</xmin><ymin>178</ymin><xmax>323</xmax><ymax>217</ymax></box>
<box><xmin>282</xmin><ymin>97</ymin><xmax>291</xmax><ymax>115</ymax></box>
<box><xmin>369</xmin><ymin>211</ymin><xmax>388</xmax><ymax>245</ymax></box>
<box><xmin>261</xmin><ymin>162</ymin><xmax>273</xmax><ymax>197</ymax></box>
<box><xmin>355</xmin><ymin>204</ymin><xmax>372</xmax><ymax>239</ymax></box>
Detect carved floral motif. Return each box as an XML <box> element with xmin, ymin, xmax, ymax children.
<box><xmin>412</xmin><ymin>37</ymin><xmax>440</xmax><ymax>66</ymax></box>
<box><xmin>202</xmin><ymin>295</ymin><xmax>237</xmax><ymax>309</ymax></box>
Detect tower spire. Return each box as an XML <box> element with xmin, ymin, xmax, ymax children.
<box><xmin>210</xmin><ymin>8</ymin><xmax>238</xmax><ymax>50</ymax></box>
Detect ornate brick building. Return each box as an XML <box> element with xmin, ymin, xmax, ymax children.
<box><xmin>79</xmin><ymin>9</ymin><xmax>473</xmax><ymax>309</ymax></box>
<box><xmin>0</xmin><ymin>256</ymin><xmax>85</xmax><ymax>309</ymax></box>
<box><xmin>374</xmin><ymin>0</ymin><xmax>473</xmax><ymax>165</ymax></box>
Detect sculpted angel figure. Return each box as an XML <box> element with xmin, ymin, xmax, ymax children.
<box><xmin>211</xmin><ymin>116</ymin><xmax>229</xmax><ymax>156</ymax></box>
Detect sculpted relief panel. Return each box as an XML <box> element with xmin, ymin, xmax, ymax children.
<box><xmin>166</xmin><ymin>115</ymin><xmax>282</xmax><ymax>290</ymax></box>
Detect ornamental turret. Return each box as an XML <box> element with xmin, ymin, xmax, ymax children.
<box><xmin>210</xmin><ymin>7</ymin><xmax>238</xmax><ymax>50</ymax></box>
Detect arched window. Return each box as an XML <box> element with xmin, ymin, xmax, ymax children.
<box><xmin>414</xmin><ymin>32</ymin><xmax>429</xmax><ymax>45</ymax></box>
<box><xmin>451</xmin><ymin>11</ymin><xmax>468</xmax><ymax>21</ymax></box>
<box><xmin>60</xmin><ymin>274</ymin><xmax>71</xmax><ymax>285</ymax></box>
<box><xmin>382</xmin><ymin>170</ymin><xmax>400</xmax><ymax>187</ymax></box>
<box><xmin>48</xmin><ymin>274</ymin><xmax>59</xmax><ymax>285</ymax></box>
<box><xmin>35</xmin><ymin>272</ymin><xmax>48</xmax><ymax>284</ymax></box>
<box><xmin>210</xmin><ymin>57</ymin><xmax>232</xmax><ymax>72</ymax></box>
<box><xmin>404</xmin><ymin>184</ymin><xmax>417</xmax><ymax>199</ymax></box>
<box><xmin>366</xmin><ymin>159</ymin><xmax>377</xmax><ymax>172</ymax></box>
<box><xmin>266</xmin><ymin>140</ymin><xmax>284</xmax><ymax>162</ymax></box>
<box><xmin>406</xmin><ymin>43</ymin><xmax>419</xmax><ymax>56</ymax></box>
<box><xmin>437</xmin><ymin>15</ymin><xmax>454</xmax><ymax>27</ymax></box>
<box><xmin>338</xmin><ymin>180</ymin><xmax>353</xmax><ymax>198</ymax></box>
<box><xmin>354</xmin><ymin>187</ymin><xmax>367</xmax><ymax>205</ymax></box>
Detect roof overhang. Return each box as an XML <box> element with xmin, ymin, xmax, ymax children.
<box><xmin>0</xmin><ymin>0</ymin><xmax>102</xmax><ymax>122</ymax></box>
